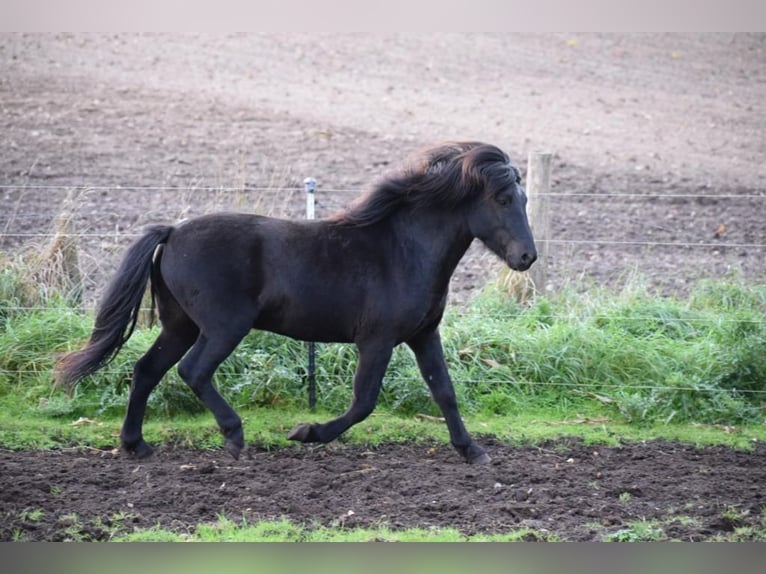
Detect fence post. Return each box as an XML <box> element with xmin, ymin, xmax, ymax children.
<box><xmin>303</xmin><ymin>177</ymin><xmax>317</xmax><ymax>411</ymax></box>
<box><xmin>526</xmin><ymin>151</ymin><xmax>552</xmax><ymax>294</ymax></box>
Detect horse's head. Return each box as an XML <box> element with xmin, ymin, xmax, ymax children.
<box><xmin>463</xmin><ymin>146</ymin><xmax>537</xmax><ymax>272</ymax></box>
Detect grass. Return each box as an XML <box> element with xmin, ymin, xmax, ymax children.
<box><xmin>13</xmin><ymin>502</ymin><xmax>765</xmax><ymax>542</ymax></box>
<box><xmin>114</xmin><ymin>515</ymin><xmax>558</xmax><ymax>542</ymax></box>
<box><xmin>602</xmin><ymin>519</ymin><xmax>666</xmax><ymax>542</ymax></box>
<box><xmin>109</xmin><ymin>510</ymin><xmax>766</xmax><ymax>542</ymax></box>
<box><xmin>4</xmin><ymin>402</ymin><xmax>764</xmax><ymax>454</ymax></box>
<box><xmin>1</xmin><ymin>271</ymin><xmax>765</xmax><ymax>452</ymax></box>
<box><xmin>18</xmin><ymin>508</ymin><xmax>45</xmax><ymax>522</ymax></box>
<box><xmin>598</xmin><ymin>511</ymin><xmax>766</xmax><ymax>542</ymax></box>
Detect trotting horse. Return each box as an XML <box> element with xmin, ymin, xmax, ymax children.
<box><xmin>56</xmin><ymin>141</ymin><xmax>537</xmax><ymax>464</ymax></box>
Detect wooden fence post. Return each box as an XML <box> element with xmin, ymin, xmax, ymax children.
<box><xmin>526</xmin><ymin>151</ymin><xmax>552</xmax><ymax>294</ymax></box>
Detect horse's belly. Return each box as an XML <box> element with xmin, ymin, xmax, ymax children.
<box><xmin>253</xmin><ymin>305</ymin><xmax>355</xmax><ymax>344</ymax></box>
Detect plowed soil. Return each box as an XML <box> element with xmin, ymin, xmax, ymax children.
<box><xmin>1</xmin><ymin>34</ymin><xmax>764</xmax><ymax>304</ymax></box>
<box><xmin>2</xmin><ymin>438</ymin><xmax>765</xmax><ymax>541</ymax></box>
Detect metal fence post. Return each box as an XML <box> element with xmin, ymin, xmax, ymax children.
<box><xmin>303</xmin><ymin>177</ymin><xmax>317</xmax><ymax>411</ymax></box>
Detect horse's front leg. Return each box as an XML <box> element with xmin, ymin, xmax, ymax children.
<box><xmin>288</xmin><ymin>341</ymin><xmax>393</xmax><ymax>444</ymax></box>
<box><xmin>407</xmin><ymin>328</ymin><xmax>490</xmax><ymax>464</ymax></box>
<box><xmin>177</xmin><ymin>330</ymin><xmax>249</xmax><ymax>460</ymax></box>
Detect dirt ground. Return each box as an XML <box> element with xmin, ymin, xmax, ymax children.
<box><xmin>1</xmin><ymin>34</ymin><xmax>765</xmax><ymax>541</ymax></box>
<box><xmin>1</xmin><ymin>34</ymin><xmax>765</xmax><ymax>304</ymax></box>
<box><xmin>2</xmin><ymin>438</ymin><xmax>766</xmax><ymax>541</ymax></box>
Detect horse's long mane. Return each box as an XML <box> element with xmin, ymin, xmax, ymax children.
<box><xmin>331</xmin><ymin>141</ymin><xmax>518</xmax><ymax>227</ymax></box>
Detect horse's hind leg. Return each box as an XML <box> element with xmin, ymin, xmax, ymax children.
<box><xmin>176</xmin><ymin>324</ymin><xmax>251</xmax><ymax>459</ymax></box>
<box><xmin>121</xmin><ymin>320</ymin><xmax>198</xmax><ymax>458</ymax></box>
<box><xmin>288</xmin><ymin>341</ymin><xmax>393</xmax><ymax>444</ymax></box>
<box><xmin>407</xmin><ymin>329</ymin><xmax>490</xmax><ymax>464</ymax></box>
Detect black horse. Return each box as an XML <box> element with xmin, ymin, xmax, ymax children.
<box><xmin>56</xmin><ymin>141</ymin><xmax>537</xmax><ymax>464</ymax></box>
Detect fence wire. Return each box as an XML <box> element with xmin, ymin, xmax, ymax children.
<box><xmin>3</xmin><ymin>181</ymin><xmax>765</xmax><ymax>398</ymax></box>
<box><xmin>3</xmin><ymin>306</ymin><xmax>766</xmax><ymax>327</ymax></box>
<box><xmin>1</xmin><ymin>183</ymin><xmax>765</xmax><ymax>200</ymax></box>
<box><xmin>1</xmin><ymin>368</ymin><xmax>765</xmax><ymax>396</ymax></box>
<box><xmin>3</xmin><ymin>184</ymin><xmax>765</xmax><ymax>247</ymax></box>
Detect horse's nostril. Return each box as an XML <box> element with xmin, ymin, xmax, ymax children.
<box><xmin>522</xmin><ymin>252</ymin><xmax>537</xmax><ymax>266</ymax></box>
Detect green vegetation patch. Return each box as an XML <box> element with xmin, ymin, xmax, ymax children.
<box><xmin>1</xmin><ymin>266</ymin><xmax>765</xmax><ymax>451</ymax></box>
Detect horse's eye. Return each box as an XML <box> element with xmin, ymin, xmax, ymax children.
<box><xmin>496</xmin><ymin>194</ymin><xmax>510</xmax><ymax>206</ymax></box>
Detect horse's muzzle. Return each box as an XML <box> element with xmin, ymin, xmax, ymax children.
<box><xmin>508</xmin><ymin>250</ymin><xmax>537</xmax><ymax>272</ymax></box>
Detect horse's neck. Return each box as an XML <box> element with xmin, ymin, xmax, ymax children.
<box><xmin>392</xmin><ymin>208</ymin><xmax>474</xmax><ymax>283</ymax></box>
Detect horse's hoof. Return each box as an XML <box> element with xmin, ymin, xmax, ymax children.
<box><xmin>457</xmin><ymin>442</ymin><xmax>491</xmax><ymax>465</ymax></box>
<box><xmin>224</xmin><ymin>438</ymin><xmax>242</xmax><ymax>460</ymax></box>
<box><xmin>287</xmin><ymin>423</ymin><xmax>312</xmax><ymax>442</ymax></box>
<box><xmin>122</xmin><ymin>440</ymin><xmax>154</xmax><ymax>459</ymax></box>
<box><xmin>468</xmin><ymin>452</ymin><xmax>492</xmax><ymax>465</ymax></box>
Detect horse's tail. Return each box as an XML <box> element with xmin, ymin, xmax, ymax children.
<box><xmin>55</xmin><ymin>224</ymin><xmax>174</xmax><ymax>388</ymax></box>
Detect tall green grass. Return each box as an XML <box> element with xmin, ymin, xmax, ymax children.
<box><xmin>1</xmin><ymin>269</ymin><xmax>765</xmax><ymax>433</ymax></box>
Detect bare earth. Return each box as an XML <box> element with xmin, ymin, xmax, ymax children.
<box><xmin>2</xmin><ymin>439</ymin><xmax>766</xmax><ymax>541</ymax></box>
<box><xmin>1</xmin><ymin>34</ymin><xmax>765</xmax><ymax>540</ymax></box>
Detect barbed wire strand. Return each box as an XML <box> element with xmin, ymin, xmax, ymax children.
<box><xmin>2</xmin><ymin>368</ymin><xmax>765</xmax><ymax>395</ymax></box>
<box><xmin>1</xmin><ymin>183</ymin><xmax>765</xmax><ymax>200</ymax></box>
<box><xmin>2</xmin><ymin>231</ymin><xmax>764</xmax><ymax>250</ymax></box>
<box><xmin>4</xmin><ymin>306</ymin><xmax>766</xmax><ymax>325</ymax></box>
